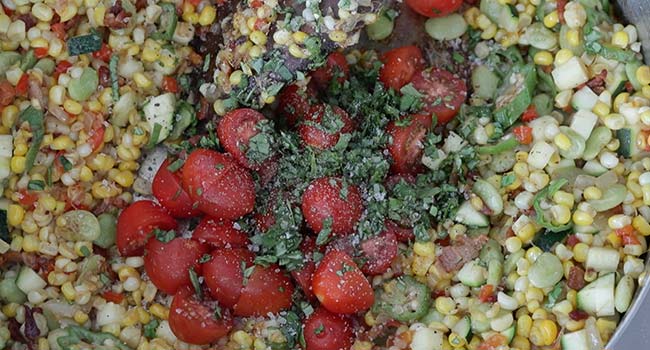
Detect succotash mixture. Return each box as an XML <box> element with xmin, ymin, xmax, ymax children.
<box><xmin>0</xmin><ymin>0</ymin><xmax>649</xmax><ymax>349</ymax></box>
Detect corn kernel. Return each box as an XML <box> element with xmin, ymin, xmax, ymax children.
<box><xmin>633</xmin><ymin>215</ymin><xmax>650</xmax><ymax>236</ymax></box>
<box><xmin>566</xmin><ymin>29</ymin><xmax>581</xmax><ymax>47</ymax></box>
<box><xmin>530</xmin><ymin>319</ymin><xmax>558</xmax><ymax>346</ymax></box>
<box><xmin>249</xmin><ymin>30</ymin><xmax>267</xmax><ymax>46</ymax></box>
<box><xmin>476</xmin><ymin>14</ymin><xmax>492</xmax><ymax>30</ymax></box>
<box><xmin>10</xmin><ymin>156</ymin><xmax>26</xmax><ymax>173</ymax></box>
<box><xmin>573</xmin><ymin>243</ymin><xmax>589</xmax><ymax>263</ymax></box>
<box><xmin>413</xmin><ymin>241</ymin><xmax>435</xmax><ymax>257</ymax></box>
<box><xmin>63</xmin><ymin>99</ymin><xmax>82</xmax><ymax>115</ymax></box>
<box><xmin>22</xmin><ymin>234</ymin><xmax>39</xmax><ymax>252</ymax></box>
<box><xmin>593</xmin><ymin>102</ymin><xmax>611</xmax><ymax>118</ymax></box>
<box><xmin>51</xmin><ymin>135</ymin><xmax>74</xmax><ymax>150</ymax></box>
<box><xmin>543</xmin><ymin>11</ymin><xmax>559</xmax><ymax>28</ymax></box>
<box><xmin>612</xmin><ymin>31</ymin><xmax>630</xmax><ymax>48</ymax></box>
<box><xmin>149</xmin><ymin>303</ymin><xmax>169</xmax><ymax>320</ymax></box>
<box><xmin>74</xmin><ymin>310</ymin><xmax>89</xmax><ymax>324</ymax></box>
<box><xmin>552</xmin><ymin>190</ymin><xmax>575</xmax><ymax>207</ymax></box>
<box><xmin>572</xmin><ymin>210</ymin><xmax>593</xmax><ymax>226</ymax></box>
<box><xmin>555</xmin><ymin>49</ymin><xmax>574</xmax><ymax>66</ymax></box>
<box><xmin>133</xmin><ymin>72</ymin><xmax>153</xmax><ymax>89</ymax></box>
<box><xmin>61</xmin><ymin>281</ymin><xmax>76</xmax><ymax>301</ymax></box>
<box><xmin>481</xmin><ymin>24</ymin><xmax>497</xmax><ymax>40</ymax></box>
<box><xmin>198</xmin><ymin>5</ymin><xmax>217</xmax><ymax>26</ymax></box>
<box><xmin>533</xmin><ymin>51</ymin><xmax>553</xmax><ymax>66</ymax></box>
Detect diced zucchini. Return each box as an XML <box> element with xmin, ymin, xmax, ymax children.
<box><xmin>520</xmin><ymin>23</ymin><xmax>557</xmax><ymax>50</ymax></box>
<box><xmin>616</xmin><ymin>126</ymin><xmax>642</xmax><ymax>158</ymax></box>
<box><xmin>559</xmin><ymin>25</ymin><xmax>585</xmax><ymax>56</ymax></box>
<box><xmin>571</xmin><ymin>87</ymin><xmax>599</xmax><ymax>112</ymax></box>
<box><xmin>480</xmin><ymin>0</ymin><xmax>518</xmax><ymax>32</ymax></box>
<box><xmin>472</xmin><ymin>65</ymin><xmax>500</xmax><ymax>100</ymax></box>
<box><xmin>493</xmin><ymin>64</ymin><xmax>537</xmax><ymax>128</ymax></box>
<box><xmin>587</xmin><ymin>183</ymin><xmax>627</xmax><ymax>211</ymax></box>
<box><xmin>16</xmin><ymin>266</ymin><xmax>47</xmax><ymax>293</ymax></box>
<box><xmin>424</xmin><ymin>14</ymin><xmax>468</xmax><ymax>41</ymax></box>
<box><xmin>457</xmin><ymin>260</ymin><xmax>487</xmax><ymax>287</ymax></box>
<box><xmin>582</xmin><ymin>159</ymin><xmax>608</xmax><ymax>176</ymax></box>
<box><xmin>606</xmin><ymin>64</ymin><xmax>628</xmax><ymax>94</ymax></box>
<box><xmin>0</xmin><ymin>135</ymin><xmax>13</xmax><ymax>158</ymax></box>
<box><xmin>576</xmin><ymin>273</ymin><xmax>615</xmax><ymax>317</ymax></box>
<box><xmin>583</xmin><ymin>126</ymin><xmax>612</xmax><ymax>160</ymax></box>
<box><xmin>615</xmin><ymin>275</ymin><xmax>635</xmax><ymax>313</ymax></box>
<box><xmin>586</xmin><ymin>247</ymin><xmax>620</xmax><ymax>272</ymax></box>
<box><xmin>455</xmin><ymin>201</ymin><xmax>489</xmax><ymax>227</ymax></box>
<box><xmin>0</xmin><ymin>277</ymin><xmax>27</xmax><ymax>304</ymax></box>
<box><xmin>527</xmin><ymin>141</ymin><xmax>555</xmax><ymax>169</ymax></box>
<box><xmin>552</xmin><ymin>57</ymin><xmax>589</xmax><ymax>90</ymax></box>
<box><xmin>452</xmin><ymin>315</ymin><xmax>471</xmax><ymax>339</ymax></box>
<box><xmin>143</xmin><ymin>93</ymin><xmax>176</xmax><ymax>144</ymax></box>
<box><xmin>558</xmin><ymin>126</ymin><xmax>586</xmax><ymax>160</ymax></box>
<box><xmin>561</xmin><ymin>330</ymin><xmax>590</xmax><ymax>350</ymax></box>
<box><xmin>626</xmin><ymin>60</ymin><xmax>644</xmax><ymax>91</ymax></box>
<box><xmin>472</xmin><ymin>180</ymin><xmax>503</xmax><ymax>215</ymax></box>
<box><xmin>501</xmin><ymin>325</ymin><xmax>516</xmax><ymax>343</ymax></box>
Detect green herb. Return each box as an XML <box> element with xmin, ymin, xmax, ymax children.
<box><xmin>146</xmin><ymin>123</ymin><xmax>163</xmax><ymax>149</ymax></box>
<box><xmin>109</xmin><ymin>55</ymin><xmax>120</xmax><ymax>101</ymax></box>
<box><xmin>79</xmin><ymin>246</ymin><xmax>91</xmax><ymax>257</ymax></box>
<box><xmin>27</xmin><ymin>180</ymin><xmax>45</xmax><ymax>191</ymax></box>
<box><xmin>452</xmin><ymin>52</ymin><xmax>465</xmax><ymax>63</ymax></box>
<box><xmin>188</xmin><ymin>267</ymin><xmax>202</xmax><ymax>299</ymax></box>
<box><xmin>20</xmin><ymin>49</ymin><xmax>36</xmax><ymax>71</ymax></box>
<box><xmin>57</xmin><ymin>325</ymin><xmax>130</xmax><ymax>350</ymax></box>
<box><xmin>150</xmin><ymin>2</ymin><xmax>178</xmax><ymax>41</ymax></box>
<box><xmin>399</xmin><ymin>83</ymin><xmax>423</xmax><ymax>111</ymax></box>
<box><xmin>199</xmin><ymin>254</ymin><xmax>212</xmax><ymax>263</ymax></box>
<box><xmin>246</xmin><ymin>120</ymin><xmax>276</xmax><ymax>164</ymax></box>
<box><xmin>533</xmin><ymin>179</ymin><xmax>573</xmax><ymax>232</ymax></box>
<box><xmin>477</xmin><ymin>138</ymin><xmax>519</xmax><ymax>155</ymax></box>
<box><xmin>241</xmin><ymin>262</ymin><xmax>255</xmax><ymax>286</ymax></box>
<box><xmin>213</xmin><ymin>305</ymin><xmax>222</xmax><ymax>320</ymax></box>
<box><xmin>46</xmin><ymin>166</ymin><xmax>53</xmax><ymax>187</ymax></box>
<box><xmin>0</xmin><ymin>210</ymin><xmax>9</xmax><ymax>242</ymax></box>
<box><xmin>20</xmin><ymin>106</ymin><xmax>44</xmax><ymax>173</ymax></box>
<box><xmin>501</xmin><ymin>174</ymin><xmax>516</xmax><ymax>187</ymax></box>
<box><xmin>143</xmin><ymin>319</ymin><xmax>159</xmax><ymax>338</ymax></box>
<box><xmin>545</xmin><ymin>283</ymin><xmax>563</xmax><ymax>308</ymax></box>
<box><xmin>336</xmin><ymin>262</ymin><xmax>355</xmax><ymax>277</ymax></box>
<box><xmin>315</xmin><ymin>217</ymin><xmax>333</xmax><ymax>246</ymax></box>
<box><xmin>99</xmin><ymin>273</ymin><xmax>110</xmax><ymax>286</ymax></box>
<box><xmin>314</xmin><ymin>324</ymin><xmax>324</xmax><ymax>335</ymax></box>
<box><xmin>59</xmin><ymin>156</ymin><xmax>72</xmax><ymax>171</ymax></box>
<box><xmin>153</xmin><ymin>228</ymin><xmax>175</xmax><ymax>243</ymax></box>
<box><xmin>67</xmin><ymin>33</ymin><xmax>102</xmax><ymax>56</ymax></box>
<box><xmin>166</xmin><ymin>159</ymin><xmax>184</xmax><ymax>172</ymax></box>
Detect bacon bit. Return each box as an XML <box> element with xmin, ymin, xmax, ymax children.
<box><xmin>577</xmin><ymin>70</ymin><xmax>608</xmax><ymax>95</ymax></box>
<box><xmin>431</xmin><ymin>289</ymin><xmax>447</xmax><ymax>298</ymax></box>
<box><xmin>17</xmin><ymin>14</ymin><xmax>36</xmax><ymax>29</ymax></box>
<box><xmin>98</xmin><ymin>66</ymin><xmax>111</xmax><ymax>87</ymax></box>
<box><xmin>569</xmin><ymin>309</ymin><xmax>589</xmax><ymax>321</ymax></box>
<box><xmin>197</xmin><ymin>97</ymin><xmax>213</xmax><ymax>120</ymax></box>
<box><xmin>104</xmin><ymin>0</ymin><xmax>131</xmax><ymax>29</ymax></box>
<box><xmin>567</xmin><ymin>266</ymin><xmax>586</xmax><ymax>290</ymax></box>
<box><xmin>23</xmin><ymin>306</ymin><xmax>40</xmax><ymax>341</ymax></box>
<box><xmin>615</xmin><ymin>225</ymin><xmax>641</xmax><ymax>245</ymax></box>
<box><xmin>557</xmin><ymin>0</ymin><xmax>568</xmax><ymax>24</ymax></box>
<box><xmin>438</xmin><ymin>235</ymin><xmax>489</xmax><ymax>272</ymax></box>
<box><xmin>135</xmin><ymin>0</ymin><xmax>148</xmax><ymax>10</ymax></box>
<box><xmin>566</xmin><ymin>234</ymin><xmax>580</xmax><ymax>247</ymax></box>
<box><xmin>625</xmin><ymin>81</ymin><xmax>635</xmax><ymax>93</ymax></box>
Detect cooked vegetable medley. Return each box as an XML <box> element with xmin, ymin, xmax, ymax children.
<box><xmin>0</xmin><ymin>0</ymin><xmax>649</xmax><ymax>350</ymax></box>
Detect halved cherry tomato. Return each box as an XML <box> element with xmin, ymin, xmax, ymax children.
<box><xmin>162</xmin><ymin>76</ymin><xmax>179</xmax><ymax>93</ymax></box>
<box><xmin>386</xmin><ymin>114</ymin><xmax>433</xmax><ymax>174</ymax></box>
<box><xmin>405</xmin><ymin>0</ymin><xmax>463</xmax><ymax>18</ymax></box>
<box><xmin>277</xmin><ymin>83</ymin><xmax>317</xmax><ymax>127</ymax></box>
<box><xmin>91</xmin><ymin>43</ymin><xmax>112</xmax><ymax>62</ymax></box>
<box><xmin>521</xmin><ymin>105</ymin><xmax>539</xmax><ymax>122</ymax></box>
<box><xmin>233</xmin><ymin>264</ymin><xmax>294</xmax><ymax>316</ymax></box>
<box><xmin>301</xmin><ymin>177</ymin><xmax>364</xmax><ymax>236</ymax></box>
<box><xmin>615</xmin><ymin>225</ymin><xmax>641</xmax><ymax>245</ymax></box>
<box><xmin>299</xmin><ymin>104</ymin><xmax>355</xmax><ymax>150</ymax></box>
<box><xmin>16</xmin><ymin>190</ymin><xmax>38</xmax><ymax>208</ymax></box>
<box><xmin>169</xmin><ymin>286</ymin><xmax>233</xmax><ymax>345</ymax></box>
<box><xmin>34</xmin><ymin>47</ymin><xmax>48</xmax><ymax>58</ymax></box>
<box><xmin>379</xmin><ymin>46</ymin><xmax>426</xmax><ymax>91</ymax></box>
<box><xmin>513</xmin><ymin>125</ymin><xmax>533</xmax><ymax>145</ymax></box>
<box><xmin>360</xmin><ymin>230</ymin><xmax>398</xmax><ymax>275</ymax></box>
<box><xmin>152</xmin><ymin>159</ymin><xmax>201</xmax><ymax>218</ymax></box>
<box><xmin>116</xmin><ymin>200</ymin><xmax>177</xmax><ymax>257</ymax></box>
<box><xmin>291</xmin><ymin>236</ymin><xmax>319</xmax><ymax>300</ymax></box>
<box><xmin>87</xmin><ymin>126</ymin><xmax>105</xmax><ymax>152</ymax></box>
<box><xmin>303</xmin><ymin>308</ymin><xmax>354</xmax><ymax>350</ymax></box>
<box><xmin>192</xmin><ymin>217</ymin><xmax>249</xmax><ymax>248</ymax></box>
<box><xmin>203</xmin><ymin>248</ymin><xmax>253</xmax><ymax>308</ymax></box>
<box><xmin>216</xmin><ymin>108</ymin><xmax>266</xmax><ymax>169</ymax></box>
<box><xmin>385</xmin><ymin>220</ymin><xmax>415</xmax><ymax>242</ymax></box>
<box><xmin>144</xmin><ymin>237</ymin><xmax>209</xmax><ymax>294</ymax></box>
<box><xmin>411</xmin><ymin>68</ymin><xmax>467</xmax><ymax>124</ymax></box>
<box><xmin>54</xmin><ymin>60</ymin><xmax>72</xmax><ymax>79</ymax></box>
<box><xmin>311</xmin><ymin>52</ymin><xmax>349</xmax><ymax>90</ymax></box>
<box><xmin>0</xmin><ymin>81</ymin><xmax>15</xmax><ymax>106</ymax></box>
<box><xmin>16</xmin><ymin>74</ymin><xmax>29</xmax><ymax>96</ymax></box>
<box><xmin>312</xmin><ymin>250</ymin><xmax>374</xmax><ymax>314</ymax></box>
<box><xmin>101</xmin><ymin>291</ymin><xmax>124</xmax><ymax>303</ymax></box>
<box><xmin>181</xmin><ymin>149</ymin><xmax>256</xmax><ymax>220</ymax></box>
<box><xmin>51</xmin><ymin>22</ymin><xmax>66</xmax><ymax>40</ymax></box>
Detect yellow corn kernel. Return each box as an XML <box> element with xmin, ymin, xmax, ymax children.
<box><xmin>593</xmin><ymin>101</ymin><xmax>611</xmax><ymax>118</ymax></box>
<box><xmin>533</xmin><ymin>51</ymin><xmax>553</xmax><ymax>66</ymax></box>
<box><xmin>22</xmin><ymin>235</ymin><xmax>39</xmax><ymax>252</ymax></box>
<box><xmin>88</xmin><ymin>153</ymin><xmax>116</xmax><ymax>171</ymax></box>
<box><xmin>516</xmin><ymin>223</ymin><xmax>536</xmax><ymax>243</ymax></box>
<box><xmin>288</xmin><ymin>44</ymin><xmax>306</xmax><ymax>59</ymax></box>
<box><xmin>249</xmin><ymin>30</ymin><xmax>267</xmax><ymax>46</ymax></box>
<box><xmin>149</xmin><ymin>303</ymin><xmax>169</xmax><ymax>320</ymax></box>
<box><xmin>7</xmin><ymin>204</ymin><xmax>24</xmax><ymax>226</ymax></box>
<box><xmin>182</xmin><ymin>1</ymin><xmax>194</xmax><ymax>14</ymax></box>
<box><xmin>351</xmin><ymin>340</ymin><xmax>373</xmax><ymax>350</ymax></box>
<box><xmin>121</xmin><ymin>309</ymin><xmax>139</xmax><ymax>327</ymax></box>
<box><xmin>612</xmin><ymin>30</ymin><xmax>630</xmax><ymax>48</ymax></box>
<box><xmin>229</xmin><ymin>70</ymin><xmax>243</xmax><ymax>86</ymax></box>
<box><xmin>543</xmin><ymin>11</ymin><xmax>559</xmax><ymax>28</ymax></box>
<box><xmin>517</xmin><ymin>315</ymin><xmax>533</xmax><ymax>338</ymax></box>
<box><xmin>133</xmin><ymin>72</ymin><xmax>153</xmax><ymax>89</ymax></box>
<box><xmin>116</xmin><ymin>145</ymin><xmax>141</xmax><ymax>161</ymax></box>
<box><xmin>39</xmin><ymin>196</ymin><xmax>57</xmax><ymax>212</ymax></box>
<box><xmin>481</xmin><ymin>24</ymin><xmax>497</xmax><ymax>40</ymax></box>
<box><xmin>551</xmin><ymin>204</ymin><xmax>572</xmax><ymax>225</ymax></box>
<box><xmin>572</xmin><ymin>210</ymin><xmax>594</xmax><ymax>226</ymax></box>
<box><xmin>413</xmin><ymin>241</ymin><xmax>435</xmax><ymax>257</ymax></box>
<box><xmin>61</xmin><ymin>281</ymin><xmax>76</xmax><ymax>301</ymax></box>
<box><xmin>614</xmin><ymin>93</ymin><xmax>630</xmax><ymax>112</ymax></box>
<box><xmin>232</xmin><ymin>331</ymin><xmax>253</xmax><ymax>348</ymax></box>
<box><xmin>91</xmin><ymin>181</ymin><xmax>120</xmax><ymax>199</ymax></box>
<box><xmin>2</xmin><ymin>105</ymin><xmax>19</xmax><ymax>128</ymax></box>
<box><xmin>31</xmin><ymin>3</ymin><xmax>54</xmax><ymax>22</ymax></box>
<box><xmin>573</xmin><ymin>243</ymin><xmax>589</xmax><ymax>263</ymax></box>
<box><xmin>554</xmin><ymin>133</ymin><xmax>572</xmax><ymax>151</ymax></box>
<box><xmin>637</xmin><ymin>66</ymin><xmax>650</xmax><ymax>86</ymax></box>
<box><xmin>364</xmin><ymin>311</ymin><xmax>376</xmax><ymax>326</ymax></box>
<box><xmin>183</xmin><ymin>12</ymin><xmax>199</xmax><ymax>24</ymax></box>
<box><xmin>607</xmin><ymin>232</ymin><xmax>622</xmax><ymax>247</ymax></box>
<box><xmin>137</xmin><ymin>307</ymin><xmax>151</xmax><ymax>324</ymax></box>
<box><xmin>583</xmin><ymin>186</ymin><xmax>603</xmax><ymax>200</ymax></box>
<box><xmin>10</xmin><ymin>156</ymin><xmax>26</xmax><ymax>173</ymax></box>
<box><xmin>530</xmin><ymin>319</ymin><xmax>558</xmax><ymax>346</ymax></box>
<box><xmin>435</xmin><ymin>297</ymin><xmax>456</xmax><ymax>315</ymax></box>
<box><xmin>74</xmin><ymin>310</ymin><xmax>89</xmax><ymax>324</ymax></box>
<box><xmin>51</xmin><ymin>135</ymin><xmax>74</xmax><ymax>150</ymax></box>
<box><xmin>448</xmin><ymin>332</ymin><xmax>466</xmax><ymax>348</ymax></box>
<box><xmin>566</xmin><ymin>29</ymin><xmax>581</xmax><ymax>47</ymax></box>
<box><xmin>79</xmin><ymin>166</ymin><xmax>93</xmax><ymax>182</ymax></box>
<box><xmin>476</xmin><ymin>14</ymin><xmax>492</xmax><ymax>30</ymax></box>
<box><xmin>141</xmin><ymin>40</ymin><xmax>162</xmax><ymax>62</ymax></box>
<box><xmin>464</xmin><ymin>7</ymin><xmax>481</xmax><ymax>28</ymax></box>
<box><xmin>555</xmin><ymin>49</ymin><xmax>574</xmax><ymax>66</ymax></box>
<box><xmin>13</xmin><ymin>143</ymin><xmax>26</xmax><ymax>157</ymax></box>
<box><xmin>511</xmin><ymin>336</ymin><xmax>531</xmax><ymax>350</ymax></box>
<box><xmin>553</xmin><ymin>190</ymin><xmax>575</xmax><ymax>207</ymax></box>
<box><xmin>633</xmin><ymin>215</ymin><xmax>650</xmax><ymax>236</ymax></box>
<box><xmin>198</xmin><ymin>5</ymin><xmax>217</xmax><ymax>26</ymax></box>
<box><xmin>2</xmin><ymin>303</ymin><xmax>19</xmax><ymax>318</ymax></box>
<box><xmin>329</xmin><ymin>30</ymin><xmax>348</xmax><ymax>43</ymax></box>
<box><xmin>63</xmin><ymin>99</ymin><xmax>82</xmax><ymax>115</ymax></box>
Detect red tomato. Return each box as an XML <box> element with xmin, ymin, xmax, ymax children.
<box><xmin>34</xmin><ymin>47</ymin><xmax>48</xmax><ymax>58</ymax></box>
<box><xmin>0</xmin><ymin>81</ymin><xmax>15</xmax><ymax>106</ymax></box>
<box><xmin>277</xmin><ymin>83</ymin><xmax>317</xmax><ymax>127</ymax></box>
<box><xmin>299</xmin><ymin>104</ymin><xmax>355</xmax><ymax>150</ymax></box>
<box><xmin>405</xmin><ymin>0</ymin><xmax>463</xmax><ymax>18</ymax></box>
<box><xmin>16</xmin><ymin>74</ymin><xmax>29</xmax><ymax>96</ymax></box>
<box><xmin>51</xmin><ymin>22</ymin><xmax>66</xmax><ymax>40</ymax></box>
<box><xmin>169</xmin><ymin>286</ymin><xmax>233</xmax><ymax>345</ymax></box>
<box><xmin>385</xmin><ymin>220</ymin><xmax>415</xmax><ymax>242</ymax></box>
<box><xmin>116</xmin><ymin>200</ymin><xmax>177</xmax><ymax>257</ymax></box>
<box><xmin>386</xmin><ymin>114</ymin><xmax>433</xmax><ymax>174</ymax></box>
<box><xmin>479</xmin><ymin>284</ymin><xmax>496</xmax><ymax>303</ymax></box>
<box><xmin>311</xmin><ymin>52</ymin><xmax>349</xmax><ymax>90</ymax></box>
<box><xmin>192</xmin><ymin>217</ymin><xmax>249</xmax><ymax>248</ymax></box>
<box><xmin>101</xmin><ymin>291</ymin><xmax>124</xmax><ymax>303</ymax></box>
<box><xmin>291</xmin><ymin>236</ymin><xmax>318</xmax><ymax>300</ymax></box>
<box><xmin>91</xmin><ymin>43</ymin><xmax>112</xmax><ymax>62</ymax></box>
<box><xmin>360</xmin><ymin>230</ymin><xmax>398</xmax><ymax>275</ymax></box>
<box><xmin>181</xmin><ymin>149</ymin><xmax>256</xmax><ymax>220</ymax></box>
<box><xmin>152</xmin><ymin>159</ymin><xmax>201</xmax><ymax>218</ymax></box>
<box><xmin>513</xmin><ymin>126</ymin><xmax>533</xmax><ymax>145</ymax></box>
<box><xmin>312</xmin><ymin>250</ymin><xmax>374</xmax><ymax>314</ymax></box>
<box><xmin>379</xmin><ymin>46</ymin><xmax>426</xmax><ymax>91</ymax></box>
<box><xmin>162</xmin><ymin>76</ymin><xmax>179</xmax><ymax>93</ymax></box>
<box><xmin>233</xmin><ymin>264</ymin><xmax>294</xmax><ymax>316</ymax></box>
<box><xmin>303</xmin><ymin>308</ymin><xmax>354</xmax><ymax>350</ymax></box>
<box><xmin>411</xmin><ymin>68</ymin><xmax>467</xmax><ymax>124</ymax></box>
<box><xmin>615</xmin><ymin>225</ymin><xmax>641</xmax><ymax>245</ymax></box>
<box><xmin>203</xmin><ymin>248</ymin><xmax>253</xmax><ymax>308</ymax></box>
<box><xmin>521</xmin><ymin>105</ymin><xmax>539</xmax><ymax>122</ymax></box>
<box><xmin>478</xmin><ymin>334</ymin><xmax>508</xmax><ymax>350</ymax></box>
<box><xmin>87</xmin><ymin>126</ymin><xmax>105</xmax><ymax>152</ymax></box>
<box><xmin>144</xmin><ymin>237</ymin><xmax>209</xmax><ymax>294</ymax></box>
<box><xmin>301</xmin><ymin>177</ymin><xmax>364</xmax><ymax>236</ymax></box>
<box><xmin>217</xmin><ymin>108</ymin><xmax>266</xmax><ymax>169</ymax></box>
<box><xmin>54</xmin><ymin>60</ymin><xmax>72</xmax><ymax>79</ymax></box>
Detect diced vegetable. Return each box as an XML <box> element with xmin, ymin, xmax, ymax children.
<box><xmin>615</xmin><ymin>275</ymin><xmax>635</xmax><ymax>313</ymax></box>
<box><xmin>471</xmin><ymin>65</ymin><xmax>500</xmax><ymax>100</ymax></box>
<box><xmin>583</xmin><ymin>126</ymin><xmax>612</xmax><ymax>160</ymax></box>
<box><xmin>424</xmin><ymin>14</ymin><xmax>468</xmax><ymax>41</ymax></box>
<box><xmin>455</xmin><ymin>201</ymin><xmax>489</xmax><ymax>227</ymax></box>
<box><xmin>366</xmin><ymin>11</ymin><xmax>395</xmax><ymax>41</ymax></box>
<box><xmin>494</xmin><ymin>64</ymin><xmax>537</xmax><ymax>128</ymax></box>
<box><xmin>561</xmin><ymin>330</ymin><xmax>590</xmax><ymax>350</ymax></box>
<box><xmin>552</xmin><ymin>57</ymin><xmax>590</xmax><ymax>90</ymax></box>
<box><xmin>587</xmin><ymin>184</ymin><xmax>626</xmax><ymax>211</ymax></box>
<box><xmin>473</xmin><ymin>179</ymin><xmax>503</xmax><ymax>215</ymax></box>
<box><xmin>527</xmin><ymin>141</ymin><xmax>555</xmax><ymax>169</ymax></box>
<box><xmin>585</xmin><ymin>247</ymin><xmax>620</xmax><ymax>272</ymax></box>
<box><xmin>16</xmin><ymin>266</ymin><xmax>47</xmax><ymax>293</ymax></box>
<box><xmin>68</xmin><ymin>67</ymin><xmax>99</xmax><ymax>102</ymax></box>
<box><xmin>528</xmin><ymin>253</ymin><xmax>563</xmax><ymax>288</ymax></box>
<box><xmin>94</xmin><ymin>213</ymin><xmax>117</xmax><ymax>249</ymax></box>
<box><xmin>558</xmin><ymin>126</ymin><xmax>586</xmax><ymax>160</ymax></box>
<box><xmin>616</xmin><ymin>126</ymin><xmax>642</xmax><ymax>158</ymax></box>
<box><xmin>571</xmin><ymin>87</ymin><xmax>599</xmax><ymax>112</ymax></box>
<box><xmin>54</xmin><ymin>210</ymin><xmax>101</xmax><ymax>242</ymax></box>
<box><xmin>577</xmin><ymin>273</ymin><xmax>616</xmax><ymax>316</ymax></box>
<box><xmin>143</xmin><ymin>93</ymin><xmax>176</xmax><ymax>145</ymax></box>
<box><xmin>373</xmin><ymin>276</ymin><xmax>431</xmax><ymax>322</ymax></box>
<box><xmin>457</xmin><ymin>260</ymin><xmax>487</xmax><ymax>287</ymax></box>
<box><xmin>0</xmin><ymin>277</ymin><xmax>27</xmax><ymax>304</ymax></box>
<box><xmin>67</xmin><ymin>33</ymin><xmax>103</xmax><ymax>56</ymax></box>
<box><xmin>480</xmin><ymin>0</ymin><xmax>518</xmax><ymax>32</ymax></box>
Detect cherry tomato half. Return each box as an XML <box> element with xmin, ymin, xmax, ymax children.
<box><xmin>405</xmin><ymin>0</ymin><xmax>463</xmax><ymax>18</ymax></box>
<box><xmin>360</xmin><ymin>230</ymin><xmax>398</xmax><ymax>275</ymax></box>
<box><xmin>379</xmin><ymin>46</ymin><xmax>426</xmax><ymax>91</ymax></box>
<box><xmin>144</xmin><ymin>237</ymin><xmax>209</xmax><ymax>294</ymax></box>
<box><xmin>303</xmin><ymin>308</ymin><xmax>354</xmax><ymax>350</ymax></box>
<box><xmin>301</xmin><ymin>177</ymin><xmax>364</xmax><ymax>236</ymax></box>
<box><xmin>192</xmin><ymin>217</ymin><xmax>249</xmax><ymax>248</ymax></box>
<box><xmin>116</xmin><ymin>200</ymin><xmax>177</xmax><ymax>257</ymax></box>
<box><xmin>233</xmin><ymin>264</ymin><xmax>294</xmax><ymax>317</ymax></box>
<box><xmin>277</xmin><ymin>83</ymin><xmax>318</xmax><ymax>127</ymax></box>
<box><xmin>203</xmin><ymin>248</ymin><xmax>253</xmax><ymax>308</ymax></box>
<box><xmin>182</xmin><ymin>149</ymin><xmax>256</xmax><ymax>220</ymax></box>
<box><xmin>386</xmin><ymin>114</ymin><xmax>433</xmax><ymax>175</ymax></box>
<box><xmin>169</xmin><ymin>286</ymin><xmax>233</xmax><ymax>345</ymax></box>
<box><xmin>152</xmin><ymin>159</ymin><xmax>201</xmax><ymax>218</ymax></box>
<box><xmin>312</xmin><ymin>250</ymin><xmax>374</xmax><ymax>314</ymax></box>
<box><xmin>290</xmin><ymin>236</ymin><xmax>319</xmax><ymax>300</ymax></box>
<box><xmin>299</xmin><ymin>104</ymin><xmax>355</xmax><ymax>150</ymax></box>
<box><xmin>217</xmin><ymin>108</ymin><xmax>266</xmax><ymax>170</ymax></box>
<box><xmin>311</xmin><ymin>52</ymin><xmax>349</xmax><ymax>90</ymax></box>
<box><xmin>411</xmin><ymin>68</ymin><xmax>467</xmax><ymax>124</ymax></box>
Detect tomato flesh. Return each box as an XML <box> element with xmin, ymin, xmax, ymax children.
<box><xmin>169</xmin><ymin>286</ymin><xmax>233</xmax><ymax>345</ymax></box>
<box><xmin>299</xmin><ymin>104</ymin><xmax>355</xmax><ymax>150</ymax></box>
<box><xmin>192</xmin><ymin>217</ymin><xmax>249</xmax><ymax>248</ymax></box>
<box><xmin>116</xmin><ymin>200</ymin><xmax>177</xmax><ymax>257</ymax></box>
<box><xmin>152</xmin><ymin>159</ymin><xmax>201</xmax><ymax>218</ymax></box>
<box><xmin>303</xmin><ymin>308</ymin><xmax>354</xmax><ymax>350</ymax></box>
<box><xmin>182</xmin><ymin>149</ymin><xmax>256</xmax><ymax>220</ymax></box>
<box><xmin>379</xmin><ymin>46</ymin><xmax>426</xmax><ymax>91</ymax></box>
<box><xmin>312</xmin><ymin>250</ymin><xmax>374</xmax><ymax>314</ymax></box>
<box><xmin>405</xmin><ymin>0</ymin><xmax>463</xmax><ymax>18</ymax></box>
<box><xmin>301</xmin><ymin>177</ymin><xmax>364</xmax><ymax>236</ymax></box>
<box><xmin>360</xmin><ymin>230</ymin><xmax>398</xmax><ymax>275</ymax></box>
<box><xmin>233</xmin><ymin>264</ymin><xmax>294</xmax><ymax>316</ymax></box>
<box><xmin>144</xmin><ymin>237</ymin><xmax>209</xmax><ymax>295</ymax></box>
<box><xmin>311</xmin><ymin>52</ymin><xmax>349</xmax><ymax>90</ymax></box>
<box><xmin>386</xmin><ymin>114</ymin><xmax>433</xmax><ymax>175</ymax></box>
<box><xmin>411</xmin><ymin>68</ymin><xmax>467</xmax><ymax>124</ymax></box>
<box><xmin>217</xmin><ymin>108</ymin><xmax>266</xmax><ymax>170</ymax></box>
<box><xmin>277</xmin><ymin>83</ymin><xmax>317</xmax><ymax>127</ymax></box>
<box><xmin>203</xmin><ymin>248</ymin><xmax>253</xmax><ymax>308</ymax></box>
